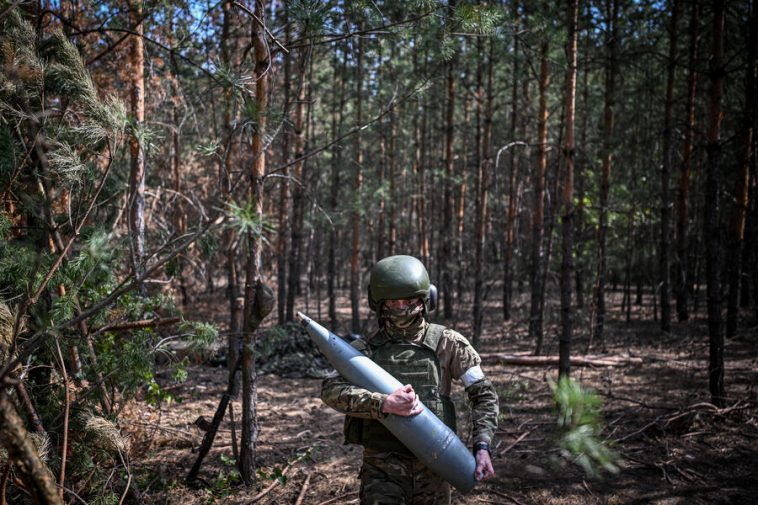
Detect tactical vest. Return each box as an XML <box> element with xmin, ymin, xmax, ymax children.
<box><xmin>343</xmin><ymin>323</ymin><xmax>457</xmax><ymax>454</ymax></box>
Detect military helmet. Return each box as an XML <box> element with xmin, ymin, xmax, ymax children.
<box><xmin>368</xmin><ymin>255</ymin><xmax>437</xmax><ymax>312</ymax></box>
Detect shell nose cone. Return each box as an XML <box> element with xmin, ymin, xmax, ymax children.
<box><xmin>296</xmin><ymin>312</ymin><xmax>310</xmax><ymax>326</ymax></box>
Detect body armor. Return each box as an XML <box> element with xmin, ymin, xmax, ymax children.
<box><xmin>344</xmin><ymin>324</ymin><xmax>456</xmax><ymax>453</ymax></box>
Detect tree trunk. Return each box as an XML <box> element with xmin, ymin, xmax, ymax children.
<box><xmin>559</xmin><ymin>0</ymin><xmax>579</xmax><ymax>378</ymax></box>
<box><xmin>286</xmin><ymin>42</ymin><xmax>310</xmax><ymax>323</ymax></box>
<box><xmin>576</xmin><ymin>42</ymin><xmax>590</xmax><ymax>310</ymax></box>
<box><xmin>455</xmin><ymin>95</ymin><xmax>468</xmax><ymax>302</ymax></box>
<box><xmin>594</xmin><ymin>0</ymin><xmax>618</xmax><ymax>351</ymax></box>
<box><xmin>388</xmin><ymin>97</ymin><xmax>398</xmax><ymax>256</ymax></box>
<box><xmin>328</xmin><ymin>43</ymin><xmax>348</xmax><ymax>330</ymax></box>
<box><xmin>442</xmin><ymin>0</ymin><xmax>457</xmax><ymax>320</ymax></box>
<box><xmin>377</xmin><ymin>43</ymin><xmax>387</xmax><ymax>261</ymax></box>
<box><xmin>168</xmin><ymin>8</ymin><xmax>188</xmax><ymax>307</ymax></box>
<box><xmin>659</xmin><ymin>0</ymin><xmax>680</xmax><ymax>333</ymax></box>
<box><xmin>350</xmin><ymin>28</ymin><xmax>364</xmax><ymax>334</ymax></box>
<box><xmin>0</xmin><ymin>395</ymin><xmax>63</xmax><ymax>505</ymax></box>
<box><xmin>473</xmin><ymin>37</ymin><xmax>492</xmax><ymax>345</ymax></box>
<box><xmin>704</xmin><ymin>0</ymin><xmax>725</xmax><ymax>407</ymax></box>
<box><xmin>240</xmin><ymin>0</ymin><xmax>271</xmax><ymax>484</ymax></box>
<box><xmin>221</xmin><ymin>0</ymin><xmax>243</xmax><ymax>379</ymax></box>
<box><xmin>414</xmin><ymin>40</ymin><xmax>430</xmax><ymax>265</ymax></box>
<box><xmin>676</xmin><ymin>0</ymin><xmax>700</xmax><ymax>322</ymax></box>
<box><xmin>504</xmin><ymin>0</ymin><xmax>520</xmax><ymax>321</ymax></box>
<box><xmin>531</xmin><ymin>40</ymin><xmax>549</xmax><ymax>354</ymax></box>
<box><xmin>128</xmin><ymin>1</ymin><xmax>146</xmax><ymax>283</ymax></box>
<box><xmin>625</xmin><ymin>207</ymin><xmax>634</xmax><ymax>322</ymax></box>
<box><xmin>726</xmin><ymin>2</ymin><xmax>756</xmax><ymax>340</ymax></box>
<box><xmin>276</xmin><ymin>6</ymin><xmax>291</xmax><ymax>326</ymax></box>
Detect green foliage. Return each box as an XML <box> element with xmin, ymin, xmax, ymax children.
<box><xmin>0</xmin><ymin>212</ymin><xmax>11</xmax><ymax>241</ymax></box>
<box><xmin>214</xmin><ymin>63</ymin><xmax>248</xmax><ymax>101</ymax></box>
<box><xmin>16</xmin><ymin>25</ymin><xmax>127</xmax><ymax>180</ymax></box>
<box><xmin>100</xmin><ymin>329</ymin><xmax>156</xmax><ymax>390</ymax></box>
<box><xmin>172</xmin><ymin>358</ymin><xmax>189</xmax><ymax>382</ymax></box>
<box><xmin>202</xmin><ymin>453</ymin><xmax>241</xmax><ymax>503</ymax></box>
<box><xmin>550</xmin><ymin>377</ymin><xmax>620</xmax><ymax>478</ymax></box>
<box><xmin>146</xmin><ymin>377</ymin><xmax>173</xmax><ymax>405</ymax></box>
<box><xmin>438</xmin><ymin>35</ymin><xmax>456</xmax><ymax>62</ymax></box>
<box><xmin>90</xmin><ymin>494</ymin><xmax>120</xmax><ymax>505</ymax></box>
<box><xmin>225</xmin><ymin>200</ymin><xmax>275</xmax><ymax>242</ymax></box>
<box><xmin>0</xmin><ymin>242</ymin><xmax>50</xmax><ymax>296</ymax></box>
<box><xmin>257</xmin><ymin>465</ymin><xmax>287</xmax><ymax>486</ymax></box>
<box><xmin>455</xmin><ymin>4</ymin><xmax>505</xmax><ymax>35</ymax></box>
<box><xmin>0</xmin><ymin>10</ymin><xmax>42</xmax><ymax>94</ymax></box>
<box><xmin>127</xmin><ymin>117</ymin><xmax>161</xmax><ymax>156</ymax></box>
<box><xmin>413</xmin><ymin>0</ymin><xmax>438</xmax><ymax>10</ymax></box>
<box><xmin>180</xmin><ymin>320</ymin><xmax>219</xmax><ymax>349</ymax></box>
<box><xmin>54</xmin><ymin>413</ymin><xmax>130</xmax><ymax>502</ymax></box>
<box><xmin>50</xmin><ymin>290</ymin><xmax>78</xmax><ymax>323</ymax></box>
<box><xmin>0</xmin><ymin>123</ymin><xmax>18</xmax><ymax>179</ymax></box>
<box><xmin>120</xmin><ymin>292</ymin><xmax>180</xmax><ymax>320</ymax></box>
<box><xmin>289</xmin><ymin>0</ymin><xmax>331</xmax><ymax>35</ymax></box>
<box><xmin>47</xmin><ymin>142</ymin><xmax>87</xmax><ymax>184</ymax></box>
<box><xmin>195</xmin><ymin>139</ymin><xmax>222</xmax><ymax>157</ymax></box>
<box><xmin>198</xmin><ymin>233</ymin><xmax>219</xmax><ymax>259</ymax></box>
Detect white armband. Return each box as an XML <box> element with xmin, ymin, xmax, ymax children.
<box><xmin>460</xmin><ymin>365</ymin><xmax>485</xmax><ymax>387</ymax></box>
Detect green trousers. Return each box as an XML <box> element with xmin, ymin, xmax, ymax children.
<box><xmin>359</xmin><ymin>450</ymin><xmax>452</xmax><ymax>505</ymax></box>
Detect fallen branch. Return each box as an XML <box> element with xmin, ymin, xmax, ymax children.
<box><xmin>248</xmin><ymin>452</ymin><xmax>310</xmax><ymax>504</ymax></box>
<box><xmin>186</xmin><ymin>355</ymin><xmax>242</xmax><ymax>484</ymax></box>
<box><xmin>615</xmin><ymin>400</ymin><xmax>752</xmax><ymax>443</ymax></box>
<box><xmin>294</xmin><ymin>473</ymin><xmax>311</xmax><ymax>505</ymax></box>
<box><xmin>497</xmin><ymin>429</ymin><xmax>534</xmax><ymax>457</ymax></box>
<box><xmin>489</xmin><ymin>489</ymin><xmax>526</xmax><ymax>505</ymax></box>
<box><xmin>614</xmin><ymin>415</ymin><xmax>665</xmax><ymax>442</ymax></box>
<box><xmin>94</xmin><ymin>316</ymin><xmax>181</xmax><ymax>333</ymax></box>
<box><xmin>128</xmin><ymin>421</ymin><xmax>196</xmax><ymax>439</ymax></box>
<box><xmin>480</xmin><ymin>353</ymin><xmax>643</xmax><ymax>367</ymax></box>
<box><xmin>314</xmin><ymin>492</ymin><xmax>359</xmax><ymax>505</ymax></box>
<box><xmin>663</xmin><ymin>401</ymin><xmax>752</xmax><ymax>427</ymax></box>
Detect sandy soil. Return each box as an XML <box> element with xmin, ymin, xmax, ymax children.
<box><xmin>121</xmin><ymin>290</ymin><xmax>758</xmax><ymax>505</ymax></box>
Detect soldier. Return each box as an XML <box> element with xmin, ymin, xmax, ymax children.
<box><xmin>321</xmin><ymin>255</ymin><xmax>499</xmax><ymax>505</ymax></box>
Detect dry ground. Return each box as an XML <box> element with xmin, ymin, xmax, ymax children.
<box><xmin>122</xmin><ymin>290</ymin><xmax>758</xmax><ymax>505</ymax></box>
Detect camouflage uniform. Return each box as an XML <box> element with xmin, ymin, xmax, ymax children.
<box><xmin>321</xmin><ymin>320</ymin><xmax>499</xmax><ymax>505</ymax></box>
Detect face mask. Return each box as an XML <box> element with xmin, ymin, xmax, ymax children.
<box><xmin>382</xmin><ymin>300</ymin><xmax>425</xmax><ymax>337</ymax></box>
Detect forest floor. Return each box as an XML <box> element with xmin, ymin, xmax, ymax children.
<box><xmin>121</xmin><ymin>290</ymin><xmax>758</xmax><ymax>505</ymax></box>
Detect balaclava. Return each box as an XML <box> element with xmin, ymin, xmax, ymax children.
<box><xmin>381</xmin><ymin>298</ymin><xmax>426</xmax><ymax>339</ymax></box>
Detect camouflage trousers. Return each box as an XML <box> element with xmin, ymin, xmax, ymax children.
<box><xmin>359</xmin><ymin>449</ymin><xmax>451</xmax><ymax>505</ymax></box>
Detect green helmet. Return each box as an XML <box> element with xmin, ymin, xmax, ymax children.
<box><xmin>367</xmin><ymin>255</ymin><xmax>437</xmax><ymax>312</ymax></box>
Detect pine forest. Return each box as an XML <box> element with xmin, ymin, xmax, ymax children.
<box><xmin>0</xmin><ymin>0</ymin><xmax>756</xmax><ymax>503</ymax></box>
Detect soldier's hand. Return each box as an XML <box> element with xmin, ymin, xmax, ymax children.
<box><xmin>381</xmin><ymin>384</ymin><xmax>423</xmax><ymax>416</ymax></box>
<box><xmin>475</xmin><ymin>450</ymin><xmax>495</xmax><ymax>481</ymax></box>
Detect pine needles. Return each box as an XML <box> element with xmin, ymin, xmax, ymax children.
<box><xmin>550</xmin><ymin>376</ymin><xmax>620</xmax><ymax>478</ymax></box>
<box><xmin>82</xmin><ymin>413</ymin><xmax>130</xmax><ymax>456</ymax></box>
<box><xmin>0</xmin><ymin>300</ymin><xmax>24</xmax><ymax>366</ymax></box>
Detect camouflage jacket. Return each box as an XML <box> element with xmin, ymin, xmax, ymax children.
<box><xmin>320</xmin><ymin>321</ymin><xmax>499</xmax><ymax>445</ymax></box>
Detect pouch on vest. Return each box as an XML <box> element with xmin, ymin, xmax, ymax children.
<box><xmin>344</xmin><ymin>415</ymin><xmax>363</xmax><ymax>445</ymax></box>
